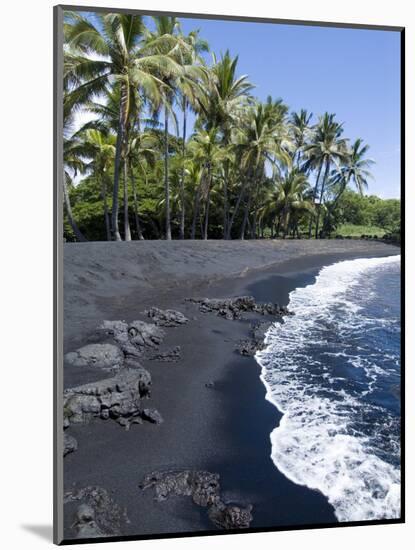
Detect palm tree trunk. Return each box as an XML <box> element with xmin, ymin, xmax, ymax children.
<box><xmin>227</xmin><ymin>180</ymin><xmax>247</xmax><ymax>239</ymax></box>
<box><xmin>251</xmin><ymin>209</ymin><xmax>257</xmax><ymax>239</ymax></box>
<box><xmin>99</xmin><ymin>174</ymin><xmax>111</xmax><ymax>241</ymax></box>
<box><xmin>63</xmin><ymin>175</ymin><xmax>87</xmax><ymax>242</ymax></box>
<box><xmin>240</xmin><ymin>188</ymin><xmax>252</xmax><ymax>240</ymax></box>
<box><xmin>323</xmin><ymin>173</ymin><xmax>351</xmax><ymax>234</ymax></box>
<box><xmin>112</xmin><ymin>90</ymin><xmax>127</xmax><ymax>242</ymax></box>
<box><xmin>164</xmin><ymin>104</ymin><xmax>172</xmax><ymax>240</ymax></box>
<box><xmin>123</xmin><ymin>160</ymin><xmax>132</xmax><ymax>241</ymax></box>
<box><xmin>315</xmin><ymin>159</ymin><xmax>331</xmax><ymax>239</ymax></box>
<box><xmin>283</xmin><ymin>209</ymin><xmax>290</xmax><ymax>238</ymax></box>
<box><xmin>223</xmin><ymin>161</ymin><xmax>229</xmax><ymax>239</ymax></box>
<box><xmin>308</xmin><ymin>162</ymin><xmax>323</xmax><ymax>239</ymax></box>
<box><xmin>296</xmin><ymin>146</ymin><xmax>303</xmax><ymax>170</ymax></box>
<box><xmin>179</xmin><ymin>99</ymin><xmax>187</xmax><ymax>239</ymax></box>
<box><xmin>203</xmin><ymin>165</ymin><xmax>212</xmax><ymax>240</ymax></box>
<box><xmin>276</xmin><ymin>215</ymin><xmax>281</xmax><ymax>238</ymax></box>
<box><xmin>191</xmin><ymin>184</ymin><xmax>202</xmax><ymax>239</ymax></box>
<box><xmin>129</xmin><ymin>165</ymin><xmax>144</xmax><ymax>240</ymax></box>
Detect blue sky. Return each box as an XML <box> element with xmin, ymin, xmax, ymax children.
<box><xmin>178</xmin><ymin>17</ymin><xmax>401</xmax><ymax>199</ymax></box>
<box><xmin>77</xmin><ymin>12</ymin><xmax>401</xmax><ymax>199</ymax></box>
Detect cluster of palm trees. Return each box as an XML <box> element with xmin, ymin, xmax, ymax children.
<box><xmin>63</xmin><ymin>11</ymin><xmax>374</xmax><ymax>242</ymax></box>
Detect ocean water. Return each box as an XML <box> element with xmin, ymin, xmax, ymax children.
<box><xmin>256</xmin><ymin>255</ymin><xmax>401</xmax><ymax>523</ymax></box>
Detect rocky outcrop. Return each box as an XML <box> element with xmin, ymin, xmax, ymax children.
<box><xmin>189</xmin><ymin>296</ymin><xmax>292</xmax><ymax>320</ymax></box>
<box><xmin>141</xmin><ymin>408</ymin><xmax>164</xmax><ymax>424</ymax></box>
<box><xmin>145</xmin><ymin>307</ymin><xmax>189</xmax><ymax>327</ymax></box>
<box><xmin>64</xmin><ymin>433</ymin><xmax>78</xmax><ymax>456</ymax></box>
<box><xmin>97</xmin><ymin>320</ymin><xmax>165</xmax><ymax>359</ymax></box>
<box><xmin>189</xmin><ymin>296</ymin><xmax>256</xmax><ymax>319</ymax></box>
<box><xmin>236</xmin><ymin>321</ymin><xmax>274</xmax><ymax>356</ymax></box>
<box><xmin>140</xmin><ymin>469</ymin><xmax>253</xmax><ymax>530</ymax></box>
<box><xmin>64</xmin><ymin>486</ymin><xmax>129</xmax><ymax>539</ymax></box>
<box><xmin>63</xmin><ymin>369</ymin><xmax>153</xmax><ymax>430</ymax></box>
<box><xmin>208</xmin><ymin>501</ymin><xmax>253</xmax><ymax>530</ymax></box>
<box><xmin>65</xmin><ymin>343</ymin><xmax>124</xmax><ymax>372</ymax></box>
<box><xmin>140</xmin><ymin>470</ymin><xmax>220</xmax><ymax>505</ymax></box>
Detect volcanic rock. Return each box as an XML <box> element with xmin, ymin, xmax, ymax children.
<box><xmin>64</xmin><ymin>343</ymin><xmax>124</xmax><ymax>372</ymax></box>
<box><xmin>208</xmin><ymin>501</ymin><xmax>253</xmax><ymax>529</ymax></box>
<box><xmin>145</xmin><ymin>307</ymin><xmax>189</xmax><ymax>327</ymax></box>
<box><xmin>140</xmin><ymin>469</ymin><xmax>253</xmax><ymax>530</ymax></box>
<box><xmin>64</xmin><ymin>486</ymin><xmax>128</xmax><ymax>538</ymax></box>
<box><xmin>63</xmin><ymin>368</ymin><xmax>151</xmax><ymax>428</ymax></box>
<box><xmin>63</xmin><ymin>433</ymin><xmax>78</xmax><ymax>456</ymax></box>
<box><xmin>189</xmin><ymin>296</ymin><xmax>292</xmax><ymax>320</ymax></box>
<box><xmin>98</xmin><ymin>320</ymin><xmax>165</xmax><ymax>358</ymax></box>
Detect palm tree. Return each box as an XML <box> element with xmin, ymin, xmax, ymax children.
<box><xmin>188</xmin><ymin>128</ymin><xmax>229</xmax><ymax>239</ymax></box>
<box><xmin>145</xmin><ymin>15</ymin><xmax>197</xmax><ymax>240</ymax></box>
<box><xmin>303</xmin><ymin>113</ymin><xmax>348</xmax><ymax>238</ymax></box>
<box><xmin>201</xmin><ymin>51</ymin><xmax>254</xmax><ymax>238</ymax></box>
<box><xmin>230</xmin><ymin>100</ymin><xmax>291</xmax><ymax>239</ymax></box>
<box><xmin>77</xmin><ymin>86</ymin><xmax>136</xmax><ymax>241</ymax></box>
<box><xmin>275</xmin><ymin>169</ymin><xmax>313</xmax><ymax>237</ymax></box>
<box><xmin>62</xmin><ymin>98</ymin><xmax>88</xmax><ymax>241</ymax></box>
<box><xmin>185</xmin><ymin>161</ymin><xmax>204</xmax><ymax>239</ymax></box>
<box><xmin>64</xmin><ymin>11</ymin><xmax>181</xmax><ymax>240</ymax></box>
<box><xmin>76</xmin><ymin>129</ymin><xmax>116</xmax><ymax>240</ymax></box>
<box><xmin>174</xmin><ymin>31</ymin><xmax>209</xmax><ymax>239</ymax></box>
<box><xmin>125</xmin><ymin>130</ymin><xmax>158</xmax><ymax>239</ymax></box>
<box><xmin>323</xmin><ymin>138</ymin><xmax>374</xmax><ymax>234</ymax></box>
<box><xmin>62</xmin><ymin>136</ymin><xmax>88</xmax><ymax>242</ymax></box>
<box><xmin>289</xmin><ymin>109</ymin><xmax>313</xmax><ymax>168</ymax></box>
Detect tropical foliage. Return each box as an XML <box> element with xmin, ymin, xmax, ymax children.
<box><xmin>62</xmin><ymin>11</ymin><xmax>398</xmax><ymax>242</ymax></box>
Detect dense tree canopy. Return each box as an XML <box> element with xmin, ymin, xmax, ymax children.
<box><xmin>62</xmin><ymin>11</ymin><xmax>400</xmax><ymax>243</ymax></box>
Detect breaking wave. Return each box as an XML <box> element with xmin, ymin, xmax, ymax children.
<box><xmin>256</xmin><ymin>255</ymin><xmax>401</xmax><ymax>522</ymax></box>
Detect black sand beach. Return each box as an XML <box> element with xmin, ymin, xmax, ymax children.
<box><xmin>62</xmin><ymin>240</ymin><xmax>399</xmax><ymax>539</ymax></box>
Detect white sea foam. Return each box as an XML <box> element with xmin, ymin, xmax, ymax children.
<box><xmin>256</xmin><ymin>254</ymin><xmax>401</xmax><ymax>522</ymax></box>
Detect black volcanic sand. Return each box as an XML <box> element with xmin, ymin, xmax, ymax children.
<box><xmin>62</xmin><ymin>241</ymin><xmax>399</xmax><ymax>539</ymax></box>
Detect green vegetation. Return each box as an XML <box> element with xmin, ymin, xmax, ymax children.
<box><xmin>336</xmin><ymin>225</ymin><xmax>385</xmax><ymax>238</ymax></box>
<box><xmin>62</xmin><ymin>11</ymin><xmax>400</xmax><ymax>242</ymax></box>
<box><xmin>324</xmin><ymin>190</ymin><xmax>401</xmax><ymax>239</ymax></box>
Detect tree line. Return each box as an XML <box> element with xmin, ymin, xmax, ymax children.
<box><xmin>63</xmin><ymin>11</ymin><xmax>394</xmax><ymax>243</ymax></box>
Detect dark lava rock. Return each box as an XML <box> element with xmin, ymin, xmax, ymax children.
<box><xmin>205</xmin><ymin>381</ymin><xmax>216</xmax><ymax>389</ymax></box>
<box><xmin>140</xmin><ymin>469</ymin><xmax>253</xmax><ymax>530</ymax></box>
<box><xmin>98</xmin><ymin>320</ymin><xmax>165</xmax><ymax>358</ymax></box>
<box><xmin>64</xmin><ymin>343</ymin><xmax>124</xmax><ymax>372</ymax></box>
<box><xmin>189</xmin><ymin>296</ymin><xmax>292</xmax><ymax>320</ymax></box>
<box><xmin>63</xmin><ymin>369</ymin><xmax>151</xmax><ymax>428</ymax></box>
<box><xmin>64</xmin><ymin>486</ymin><xmax>129</xmax><ymax>539</ymax></box>
<box><xmin>236</xmin><ymin>339</ymin><xmax>259</xmax><ymax>357</ymax></box>
<box><xmin>145</xmin><ymin>307</ymin><xmax>189</xmax><ymax>327</ymax></box>
<box><xmin>72</xmin><ymin>504</ymin><xmax>106</xmax><ymax>538</ymax></box>
<box><xmin>142</xmin><ymin>408</ymin><xmax>164</xmax><ymax>424</ymax></box>
<box><xmin>189</xmin><ymin>296</ymin><xmax>256</xmax><ymax>320</ymax></box>
<box><xmin>236</xmin><ymin>321</ymin><xmax>273</xmax><ymax>357</ymax></box>
<box><xmin>149</xmin><ymin>346</ymin><xmax>181</xmax><ymax>362</ymax></box>
<box><xmin>63</xmin><ymin>433</ymin><xmax>78</xmax><ymax>456</ymax></box>
<box><xmin>208</xmin><ymin>501</ymin><xmax>253</xmax><ymax>529</ymax></box>
<box><xmin>140</xmin><ymin>470</ymin><xmax>220</xmax><ymax>506</ymax></box>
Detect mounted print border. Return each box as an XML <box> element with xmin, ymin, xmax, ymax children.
<box><xmin>54</xmin><ymin>4</ymin><xmax>405</xmax><ymax>545</ymax></box>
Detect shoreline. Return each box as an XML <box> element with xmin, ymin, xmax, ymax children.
<box><xmin>62</xmin><ymin>240</ymin><xmax>399</xmax><ymax>539</ymax></box>
<box><xmin>253</xmin><ymin>254</ymin><xmax>401</xmax><ymax>523</ymax></box>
